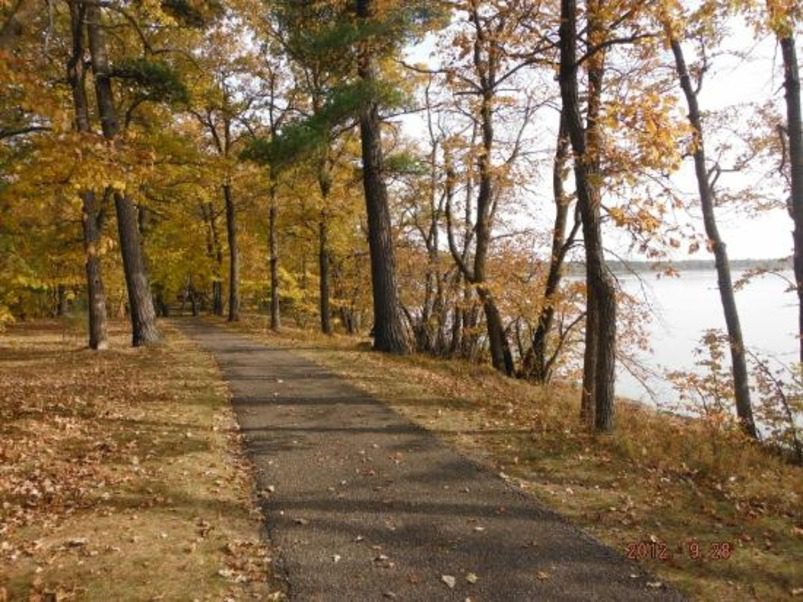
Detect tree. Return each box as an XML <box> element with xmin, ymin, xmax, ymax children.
<box><xmin>524</xmin><ymin>107</ymin><xmax>581</xmax><ymax>382</ymax></box>
<box><xmin>355</xmin><ymin>0</ymin><xmax>410</xmax><ymax>353</ymax></box>
<box><xmin>438</xmin><ymin>1</ymin><xmax>539</xmax><ymax>376</ymax></box>
<box><xmin>66</xmin><ymin>0</ymin><xmax>109</xmax><ymax>350</ymax></box>
<box><xmin>663</xmin><ymin>7</ymin><xmax>758</xmax><ymax>439</ymax></box>
<box><xmin>559</xmin><ymin>0</ymin><xmax>618</xmax><ymax>431</ymax></box>
<box><xmin>770</xmin><ymin>3</ymin><xmax>803</xmax><ymax>362</ymax></box>
<box><xmin>85</xmin><ymin>2</ymin><xmax>161</xmax><ymax>346</ymax></box>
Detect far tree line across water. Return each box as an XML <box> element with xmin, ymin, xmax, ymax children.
<box><xmin>0</xmin><ymin>0</ymin><xmax>801</xmax><ymax>461</ymax></box>
<box><xmin>566</xmin><ymin>257</ymin><xmax>794</xmax><ymax>275</ymax></box>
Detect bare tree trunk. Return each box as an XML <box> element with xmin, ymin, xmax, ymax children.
<box><xmin>67</xmin><ymin>0</ymin><xmax>108</xmax><ymax>350</ymax></box>
<box><xmin>355</xmin><ymin>0</ymin><xmax>409</xmax><ymax>354</ymax></box>
<box><xmin>780</xmin><ymin>34</ymin><xmax>803</xmax><ymax>364</ymax></box>
<box><xmin>268</xmin><ymin>181</ymin><xmax>280</xmax><ymax>331</ymax></box>
<box><xmin>671</xmin><ymin>38</ymin><xmax>757</xmax><ymax>439</ymax></box>
<box><xmin>85</xmin><ymin>2</ymin><xmax>159</xmax><ymax>346</ymax></box>
<box><xmin>56</xmin><ymin>284</ymin><xmax>68</xmax><ymax>317</ymax></box>
<box><xmin>81</xmin><ymin>191</ymin><xmax>109</xmax><ymax>349</ymax></box>
<box><xmin>201</xmin><ymin>201</ymin><xmax>224</xmax><ymax>316</ymax></box>
<box><xmin>528</xmin><ymin>109</ymin><xmax>575</xmax><ymax>382</ymax></box>
<box><xmin>473</xmin><ymin>69</ymin><xmax>512</xmax><ymax>374</ymax></box>
<box><xmin>317</xmin><ymin>162</ymin><xmax>333</xmax><ymax>335</ymax></box>
<box><xmin>559</xmin><ymin>0</ymin><xmax>617</xmax><ymax>432</ymax></box>
<box><xmin>223</xmin><ymin>183</ymin><xmax>239</xmax><ymax>322</ymax></box>
<box><xmin>212</xmin><ymin>212</ymin><xmax>224</xmax><ymax>316</ymax></box>
<box><xmin>318</xmin><ymin>214</ymin><xmax>332</xmax><ymax>334</ymax></box>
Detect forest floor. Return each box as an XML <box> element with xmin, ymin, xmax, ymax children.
<box><xmin>0</xmin><ymin>320</ymin><xmax>286</xmax><ymax>601</ymax></box>
<box><xmin>222</xmin><ymin>314</ymin><xmax>803</xmax><ymax>602</ymax></box>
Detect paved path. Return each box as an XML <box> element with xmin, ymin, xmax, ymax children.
<box><xmin>181</xmin><ymin>321</ymin><xmax>684</xmax><ymax>601</ymax></box>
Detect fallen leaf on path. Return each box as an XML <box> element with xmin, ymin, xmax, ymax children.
<box><xmin>67</xmin><ymin>538</ymin><xmax>88</xmax><ymax>548</ymax></box>
<box><xmin>536</xmin><ymin>571</ymin><xmax>550</xmax><ymax>581</ymax></box>
<box><xmin>466</xmin><ymin>572</ymin><xmax>478</xmax><ymax>584</ymax></box>
<box><xmin>441</xmin><ymin>575</ymin><xmax>456</xmax><ymax>589</ymax></box>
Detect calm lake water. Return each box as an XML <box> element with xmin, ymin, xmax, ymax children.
<box><xmin>616</xmin><ymin>269</ymin><xmax>798</xmax><ymax>406</ymax></box>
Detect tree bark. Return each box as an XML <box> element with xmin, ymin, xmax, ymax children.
<box><xmin>317</xmin><ymin>161</ymin><xmax>333</xmax><ymax>335</ymax></box>
<box><xmin>81</xmin><ymin>191</ymin><xmax>109</xmax><ymax>349</ymax></box>
<box><xmin>355</xmin><ymin>0</ymin><xmax>409</xmax><ymax>354</ymax></box>
<box><xmin>67</xmin><ymin>0</ymin><xmax>108</xmax><ymax>350</ymax></box>
<box><xmin>780</xmin><ymin>34</ymin><xmax>803</xmax><ymax>364</ymax></box>
<box><xmin>268</xmin><ymin>181</ymin><xmax>280</xmax><ymax>331</ymax></box>
<box><xmin>472</xmin><ymin>23</ymin><xmax>513</xmax><ymax>375</ymax></box>
<box><xmin>201</xmin><ymin>201</ymin><xmax>224</xmax><ymax>316</ymax></box>
<box><xmin>85</xmin><ymin>2</ymin><xmax>159</xmax><ymax>346</ymax></box>
<box><xmin>528</xmin><ymin>109</ymin><xmax>574</xmax><ymax>382</ymax></box>
<box><xmin>318</xmin><ymin>214</ymin><xmax>332</xmax><ymax>334</ymax></box>
<box><xmin>559</xmin><ymin>0</ymin><xmax>617</xmax><ymax>432</ymax></box>
<box><xmin>223</xmin><ymin>183</ymin><xmax>239</xmax><ymax>322</ymax></box>
<box><xmin>671</xmin><ymin>38</ymin><xmax>757</xmax><ymax>439</ymax></box>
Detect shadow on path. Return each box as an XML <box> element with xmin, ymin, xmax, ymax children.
<box><xmin>179</xmin><ymin>319</ymin><xmax>685</xmax><ymax>602</ymax></box>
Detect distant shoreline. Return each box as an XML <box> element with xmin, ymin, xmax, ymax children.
<box><xmin>566</xmin><ymin>257</ymin><xmax>793</xmax><ymax>275</ymax></box>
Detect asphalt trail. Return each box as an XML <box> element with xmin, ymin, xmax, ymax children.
<box><xmin>181</xmin><ymin>320</ymin><xmax>685</xmax><ymax>602</ymax></box>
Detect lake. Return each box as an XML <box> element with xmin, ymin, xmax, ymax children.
<box><xmin>616</xmin><ymin>269</ymin><xmax>798</xmax><ymax>406</ymax></box>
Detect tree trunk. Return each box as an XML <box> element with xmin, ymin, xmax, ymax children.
<box><xmin>212</xmin><ymin>206</ymin><xmax>224</xmax><ymax>316</ymax></box>
<box><xmin>529</xmin><ymin>109</ymin><xmax>573</xmax><ymax>382</ymax></box>
<box><xmin>355</xmin><ymin>0</ymin><xmax>409</xmax><ymax>354</ymax></box>
<box><xmin>67</xmin><ymin>0</ymin><xmax>108</xmax><ymax>350</ymax></box>
<box><xmin>201</xmin><ymin>201</ymin><xmax>224</xmax><ymax>316</ymax></box>
<box><xmin>318</xmin><ymin>214</ymin><xmax>332</xmax><ymax>335</ymax></box>
<box><xmin>80</xmin><ymin>191</ymin><xmax>109</xmax><ymax>349</ymax></box>
<box><xmin>56</xmin><ymin>284</ymin><xmax>68</xmax><ymax>317</ymax></box>
<box><xmin>671</xmin><ymin>38</ymin><xmax>757</xmax><ymax>439</ymax></box>
<box><xmin>559</xmin><ymin>0</ymin><xmax>617</xmax><ymax>432</ymax></box>
<box><xmin>268</xmin><ymin>182</ymin><xmax>280</xmax><ymax>331</ymax></box>
<box><xmin>474</xmin><ymin>89</ymin><xmax>512</xmax><ymax>375</ymax></box>
<box><xmin>223</xmin><ymin>183</ymin><xmax>239</xmax><ymax>322</ymax></box>
<box><xmin>780</xmin><ymin>34</ymin><xmax>803</xmax><ymax>364</ymax></box>
<box><xmin>479</xmin><ymin>291</ymin><xmax>513</xmax><ymax>374</ymax></box>
<box><xmin>317</xmin><ymin>163</ymin><xmax>333</xmax><ymax>335</ymax></box>
<box><xmin>85</xmin><ymin>2</ymin><xmax>159</xmax><ymax>346</ymax></box>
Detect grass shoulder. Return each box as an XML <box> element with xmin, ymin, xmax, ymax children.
<box><xmin>0</xmin><ymin>319</ymin><xmax>286</xmax><ymax>601</ymax></box>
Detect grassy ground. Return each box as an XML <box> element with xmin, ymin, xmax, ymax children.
<box><xmin>227</xmin><ymin>314</ymin><xmax>802</xmax><ymax>602</ymax></box>
<box><xmin>0</xmin><ymin>319</ymin><xmax>286</xmax><ymax>601</ymax></box>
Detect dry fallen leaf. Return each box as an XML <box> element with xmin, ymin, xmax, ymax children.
<box><xmin>67</xmin><ymin>538</ymin><xmax>88</xmax><ymax>548</ymax></box>
<box><xmin>536</xmin><ymin>571</ymin><xmax>550</xmax><ymax>581</ymax></box>
<box><xmin>465</xmin><ymin>572</ymin><xmax>478</xmax><ymax>584</ymax></box>
<box><xmin>441</xmin><ymin>575</ymin><xmax>457</xmax><ymax>589</ymax></box>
